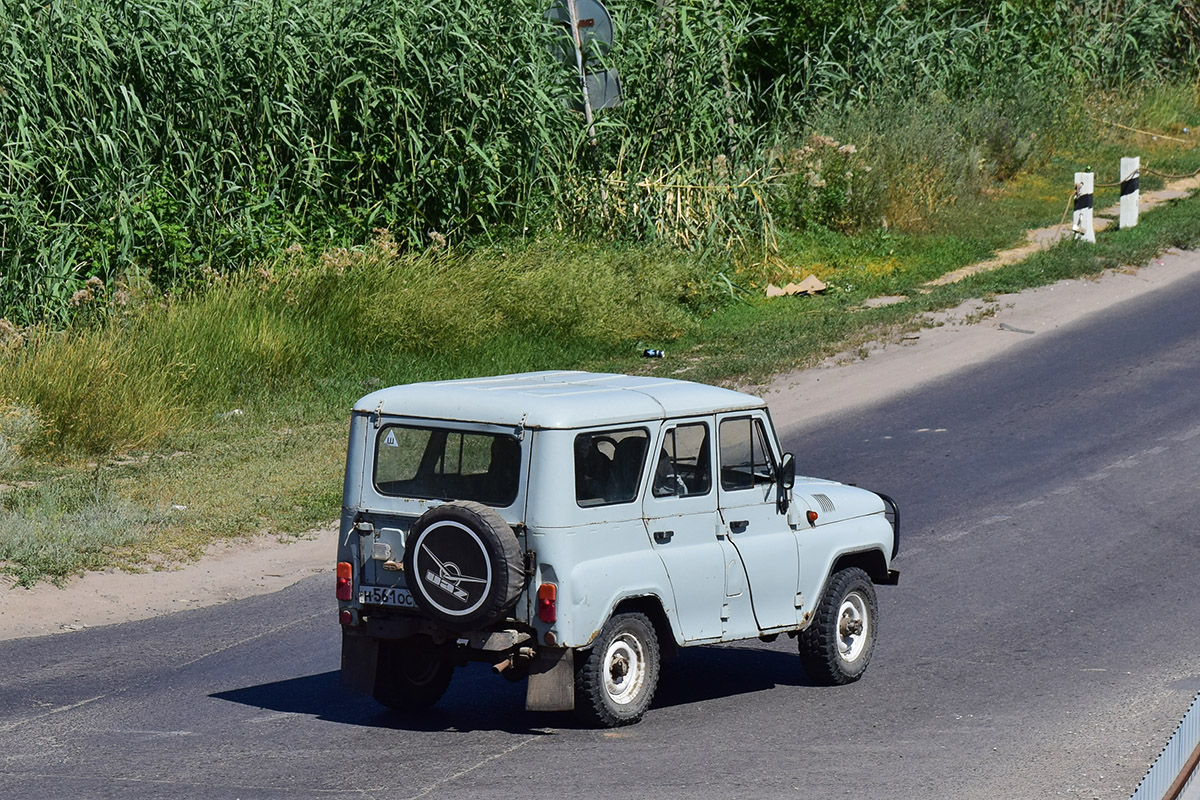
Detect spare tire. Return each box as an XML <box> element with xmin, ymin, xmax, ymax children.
<box><xmin>403</xmin><ymin>501</ymin><xmax>524</xmax><ymax>629</ymax></box>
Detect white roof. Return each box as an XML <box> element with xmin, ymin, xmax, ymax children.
<box><xmin>353</xmin><ymin>371</ymin><xmax>764</xmax><ymax>429</ymax></box>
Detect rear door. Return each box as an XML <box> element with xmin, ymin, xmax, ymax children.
<box><xmin>716</xmin><ymin>413</ymin><xmax>801</xmax><ymax>631</ymax></box>
<box><xmin>642</xmin><ymin>417</ymin><xmax>725</xmax><ymax>641</ymax></box>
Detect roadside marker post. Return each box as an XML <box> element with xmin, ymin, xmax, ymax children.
<box><xmin>1120</xmin><ymin>156</ymin><xmax>1140</xmax><ymax>229</ymax></box>
<box><xmin>1073</xmin><ymin>172</ymin><xmax>1096</xmax><ymax>242</ymax></box>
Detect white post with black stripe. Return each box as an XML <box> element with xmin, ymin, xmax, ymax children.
<box><xmin>1073</xmin><ymin>171</ymin><xmax>1096</xmax><ymax>243</ymax></box>
<box><xmin>1120</xmin><ymin>156</ymin><xmax>1140</xmax><ymax>229</ymax></box>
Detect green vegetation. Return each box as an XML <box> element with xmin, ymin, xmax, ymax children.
<box><xmin>5</xmin><ymin>0</ymin><xmax>1197</xmax><ymax>323</ymax></box>
<box><xmin>1</xmin><ymin>0</ymin><xmax>1199</xmax><ymax>585</ymax></box>
<box><xmin>1</xmin><ymin>0</ymin><xmax>770</xmax><ymax>323</ymax></box>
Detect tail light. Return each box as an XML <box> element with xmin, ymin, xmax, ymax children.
<box><xmin>537</xmin><ymin>583</ymin><xmax>557</xmax><ymax>623</ymax></box>
<box><xmin>336</xmin><ymin>561</ymin><xmax>353</xmax><ymax>601</ymax></box>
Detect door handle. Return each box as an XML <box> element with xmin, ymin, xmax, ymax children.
<box><xmin>729</xmin><ymin>520</ymin><xmax>749</xmax><ymax>534</ymax></box>
<box><xmin>653</xmin><ymin>530</ymin><xmax>674</xmax><ymax>544</ymax></box>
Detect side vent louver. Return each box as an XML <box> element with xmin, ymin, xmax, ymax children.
<box><xmin>812</xmin><ymin>493</ymin><xmax>836</xmax><ymax>513</ymax></box>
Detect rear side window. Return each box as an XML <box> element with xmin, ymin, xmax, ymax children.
<box><xmin>719</xmin><ymin>417</ymin><xmax>776</xmax><ymax>491</ymax></box>
<box><xmin>375</xmin><ymin>426</ymin><xmax>520</xmax><ymax>507</ymax></box>
<box><xmin>575</xmin><ymin>428</ymin><xmax>650</xmax><ymax>507</ymax></box>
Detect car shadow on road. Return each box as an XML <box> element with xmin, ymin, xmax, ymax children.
<box><xmin>654</xmin><ymin>642</ymin><xmax>815</xmax><ymax>709</ymax></box>
<box><xmin>211</xmin><ymin>664</ymin><xmax>560</xmax><ymax>734</ymax></box>
<box><xmin>211</xmin><ymin>643</ymin><xmax>814</xmax><ymax>733</ymax></box>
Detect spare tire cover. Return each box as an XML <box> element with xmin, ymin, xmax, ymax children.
<box><xmin>403</xmin><ymin>501</ymin><xmax>524</xmax><ymax>629</ymax></box>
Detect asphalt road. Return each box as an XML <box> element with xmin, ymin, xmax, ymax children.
<box><xmin>3</xmin><ymin>271</ymin><xmax>1200</xmax><ymax>799</ymax></box>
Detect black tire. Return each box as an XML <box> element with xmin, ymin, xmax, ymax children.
<box><xmin>403</xmin><ymin>501</ymin><xmax>524</xmax><ymax>629</ymax></box>
<box><xmin>573</xmin><ymin>612</ymin><xmax>661</xmax><ymax>727</ymax></box>
<box><xmin>372</xmin><ymin>638</ymin><xmax>453</xmax><ymax>711</ymax></box>
<box><xmin>798</xmin><ymin>567</ymin><xmax>878</xmax><ymax>685</ymax></box>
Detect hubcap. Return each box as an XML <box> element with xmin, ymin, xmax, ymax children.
<box><xmin>837</xmin><ymin>590</ymin><xmax>870</xmax><ymax>663</ymax></box>
<box><xmin>602</xmin><ymin>633</ymin><xmax>646</xmax><ymax>705</ymax></box>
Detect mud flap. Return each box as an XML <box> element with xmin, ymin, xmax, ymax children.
<box><xmin>340</xmin><ymin>632</ymin><xmax>379</xmax><ymax>695</ymax></box>
<box><xmin>525</xmin><ymin>648</ymin><xmax>575</xmax><ymax>712</ymax></box>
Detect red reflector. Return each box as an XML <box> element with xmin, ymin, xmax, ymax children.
<box><xmin>537</xmin><ymin>583</ymin><xmax>557</xmax><ymax>623</ymax></box>
<box><xmin>806</xmin><ymin>510</ymin><xmax>819</xmax><ymax>525</ymax></box>
<box><xmin>336</xmin><ymin>561</ymin><xmax>353</xmax><ymax>601</ymax></box>
<box><xmin>339</xmin><ymin>609</ymin><xmax>353</xmax><ymax>626</ymax></box>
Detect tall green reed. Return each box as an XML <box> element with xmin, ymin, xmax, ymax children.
<box><xmin>0</xmin><ymin>0</ymin><xmax>768</xmax><ymax>324</ymax></box>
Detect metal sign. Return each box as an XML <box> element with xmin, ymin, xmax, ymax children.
<box><xmin>545</xmin><ymin>0</ymin><xmax>614</xmax><ymax>66</ymax></box>
<box><xmin>544</xmin><ymin>0</ymin><xmax>622</xmax><ymax>132</ymax></box>
<box><xmin>581</xmin><ymin>67</ymin><xmax>621</xmax><ymax>112</ymax></box>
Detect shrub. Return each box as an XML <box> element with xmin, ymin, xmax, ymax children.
<box><xmin>0</xmin><ymin>471</ymin><xmax>153</xmax><ymax>585</ymax></box>
<box><xmin>770</xmin><ymin>135</ymin><xmax>881</xmax><ymax>232</ymax></box>
<box><xmin>0</xmin><ymin>400</ymin><xmax>43</xmax><ymax>474</ymax></box>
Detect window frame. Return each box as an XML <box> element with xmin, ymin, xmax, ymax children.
<box><xmin>718</xmin><ymin>415</ymin><xmax>779</xmax><ymax>492</ymax></box>
<box><xmin>372</xmin><ymin>422</ymin><xmax>522</xmax><ymax>507</ymax></box>
<box><xmin>573</xmin><ymin>426</ymin><xmax>652</xmax><ymax>508</ymax></box>
<box><xmin>651</xmin><ymin>421</ymin><xmax>713</xmax><ymax>499</ymax></box>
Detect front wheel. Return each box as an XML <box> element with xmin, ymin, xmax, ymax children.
<box><xmin>372</xmin><ymin>638</ymin><xmax>454</xmax><ymax>711</ymax></box>
<box><xmin>798</xmin><ymin>567</ymin><xmax>878</xmax><ymax>685</ymax></box>
<box><xmin>574</xmin><ymin>612</ymin><xmax>660</xmax><ymax>727</ymax></box>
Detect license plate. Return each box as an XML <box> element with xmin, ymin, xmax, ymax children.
<box><xmin>359</xmin><ymin>585</ymin><xmax>417</xmax><ymax>609</ymax></box>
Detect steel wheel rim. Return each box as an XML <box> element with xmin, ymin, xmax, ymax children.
<box><xmin>837</xmin><ymin>590</ymin><xmax>869</xmax><ymax>663</ymax></box>
<box><xmin>602</xmin><ymin>633</ymin><xmax>646</xmax><ymax>705</ymax></box>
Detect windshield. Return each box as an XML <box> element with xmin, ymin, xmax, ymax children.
<box><xmin>374</xmin><ymin>425</ymin><xmax>520</xmax><ymax>507</ymax></box>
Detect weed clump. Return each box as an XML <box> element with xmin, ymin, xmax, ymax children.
<box><xmin>771</xmin><ymin>135</ymin><xmax>880</xmax><ymax>232</ymax></box>
<box><xmin>0</xmin><ymin>401</ymin><xmax>43</xmax><ymax>474</ymax></box>
<box><xmin>0</xmin><ymin>471</ymin><xmax>154</xmax><ymax>586</ymax></box>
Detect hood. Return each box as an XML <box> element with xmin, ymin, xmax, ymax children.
<box><xmin>793</xmin><ymin>478</ymin><xmax>885</xmax><ymax>524</ymax></box>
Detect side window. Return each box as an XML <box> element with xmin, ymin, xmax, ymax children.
<box><xmin>719</xmin><ymin>417</ymin><xmax>776</xmax><ymax>491</ymax></box>
<box><xmin>652</xmin><ymin>422</ymin><xmax>712</xmax><ymax>498</ymax></box>
<box><xmin>575</xmin><ymin>428</ymin><xmax>650</xmax><ymax>507</ymax></box>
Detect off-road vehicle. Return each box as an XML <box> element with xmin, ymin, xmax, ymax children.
<box><xmin>337</xmin><ymin>371</ymin><xmax>899</xmax><ymax>726</ymax></box>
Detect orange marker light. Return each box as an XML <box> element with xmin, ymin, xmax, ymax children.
<box><xmin>537</xmin><ymin>583</ymin><xmax>557</xmax><ymax>623</ymax></box>
<box><xmin>336</xmin><ymin>561</ymin><xmax>353</xmax><ymax>601</ymax></box>
<box><xmin>806</xmin><ymin>510</ymin><xmax>819</xmax><ymax>525</ymax></box>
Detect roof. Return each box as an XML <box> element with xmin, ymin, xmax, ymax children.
<box><xmin>352</xmin><ymin>371</ymin><xmax>765</xmax><ymax>430</ymax></box>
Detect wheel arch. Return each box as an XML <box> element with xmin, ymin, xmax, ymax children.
<box><xmin>606</xmin><ymin>595</ymin><xmax>680</xmax><ymax>660</ymax></box>
<box><xmin>831</xmin><ymin>548</ymin><xmax>893</xmax><ymax>585</ymax></box>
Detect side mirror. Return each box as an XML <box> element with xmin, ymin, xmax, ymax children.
<box><xmin>776</xmin><ymin>453</ymin><xmax>796</xmax><ymax>514</ymax></box>
<box><xmin>779</xmin><ymin>453</ymin><xmax>796</xmax><ymax>490</ymax></box>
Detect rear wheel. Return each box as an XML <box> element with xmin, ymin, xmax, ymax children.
<box><xmin>798</xmin><ymin>567</ymin><xmax>878</xmax><ymax>685</ymax></box>
<box><xmin>372</xmin><ymin>638</ymin><xmax>453</xmax><ymax>711</ymax></box>
<box><xmin>573</xmin><ymin>612</ymin><xmax>660</xmax><ymax>727</ymax></box>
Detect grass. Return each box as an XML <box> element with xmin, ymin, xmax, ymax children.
<box><xmin>0</xmin><ymin>470</ymin><xmax>159</xmax><ymax>586</ymax></box>
<box><xmin>1</xmin><ymin>33</ymin><xmax>1198</xmax><ymax>586</ymax></box>
<box><xmin>3</xmin><ymin>168</ymin><xmax>1198</xmax><ymax>586</ymax></box>
<box><xmin>5</xmin><ymin>0</ymin><xmax>1196</xmax><ymax>327</ymax></box>
<box><xmin>0</xmin><ymin>0</ymin><xmax>771</xmax><ymax>323</ymax></box>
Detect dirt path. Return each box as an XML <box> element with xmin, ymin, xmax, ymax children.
<box><xmin>0</xmin><ymin>529</ymin><xmax>336</xmax><ymax>639</ymax></box>
<box><xmin>3</xmin><ymin>243</ymin><xmax>1199</xmax><ymax>641</ymax></box>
